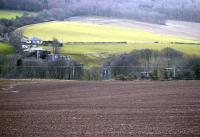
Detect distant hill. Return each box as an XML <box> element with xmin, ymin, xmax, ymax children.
<box><xmin>1</xmin><ymin>0</ymin><xmax>200</xmax><ymax>24</ymax></box>
<box><xmin>68</xmin><ymin>17</ymin><xmax>200</xmax><ymax>41</ymax></box>
<box><xmin>22</xmin><ymin>21</ymin><xmax>196</xmax><ymax>43</ymax></box>
<box><xmin>21</xmin><ymin>19</ymin><xmax>200</xmax><ymax>66</ymax></box>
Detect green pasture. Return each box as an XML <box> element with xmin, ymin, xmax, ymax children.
<box><xmin>22</xmin><ymin>21</ymin><xmax>200</xmax><ymax>67</ymax></box>
<box><xmin>23</xmin><ymin>21</ymin><xmax>198</xmax><ymax>43</ymax></box>
<box><xmin>0</xmin><ymin>42</ymin><xmax>15</xmax><ymax>55</ymax></box>
<box><xmin>0</xmin><ymin>10</ymin><xmax>35</xmax><ymax>19</ymax></box>
<box><xmin>0</xmin><ymin>10</ymin><xmax>24</xmax><ymax>19</ymax></box>
<box><xmin>61</xmin><ymin>43</ymin><xmax>200</xmax><ymax>67</ymax></box>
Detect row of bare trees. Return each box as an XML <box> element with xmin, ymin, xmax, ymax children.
<box><xmin>0</xmin><ymin>54</ymin><xmax>83</xmax><ymax>80</ymax></box>
<box><xmin>1</xmin><ymin>48</ymin><xmax>200</xmax><ymax>80</ymax></box>
<box><xmin>105</xmin><ymin>48</ymin><xmax>200</xmax><ymax>80</ymax></box>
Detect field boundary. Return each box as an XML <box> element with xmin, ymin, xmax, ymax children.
<box><xmin>64</xmin><ymin>42</ymin><xmax>128</xmax><ymax>45</ymax></box>
<box><xmin>63</xmin><ymin>41</ymin><xmax>200</xmax><ymax>45</ymax></box>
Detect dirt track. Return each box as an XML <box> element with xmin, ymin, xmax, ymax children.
<box><xmin>0</xmin><ymin>80</ymin><xmax>200</xmax><ymax>137</ymax></box>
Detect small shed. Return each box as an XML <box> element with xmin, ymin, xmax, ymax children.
<box><xmin>47</xmin><ymin>54</ymin><xmax>71</xmax><ymax>62</ymax></box>
<box><xmin>102</xmin><ymin>67</ymin><xmax>112</xmax><ymax>79</ymax></box>
<box><xmin>29</xmin><ymin>37</ymin><xmax>43</xmax><ymax>45</ymax></box>
<box><xmin>22</xmin><ymin>37</ymin><xmax>43</xmax><ymax>45</ymax></box>
<box><xmin>164</xmin><ymin>68</ymin><xmax>176</xmax><ymax>79</ymax></box>
<box><xmin>140</xmin><ymin>71</ymin><xmax>152</xmax><ymax>79</ymax></box>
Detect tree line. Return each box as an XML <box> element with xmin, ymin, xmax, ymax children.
<box><xmin>105</xmin><ymin>48</ymin><xmax>200</xmax><ymax>80</ymax></box>
<box><xmin>1</xmin><ymin>48</ymin><xmax>200</xmax><ymax>80</ymax></box>
<box><xmin>0</xmin><ymin>54</ymin><xmax>83</xmax><ymax>80</ymax></box>
<box><xmin>1</xmin><ymin>0</ymin><xmax>200</xmax><ymax>24</ymax></box>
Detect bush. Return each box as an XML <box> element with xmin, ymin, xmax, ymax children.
<box><xmin>115</xmin><ymin>74</ymin><xmax>137</xmax><ymax>81</ymax></box>
<box><xmin>187</xmin><ymin>57</ymin><xmax>200</xmax><ymax>80</ymax></box>
<box><xmin>106</xmin><ymin>48</ymin><xmax>200</xmax><ymax>80</ymax></box>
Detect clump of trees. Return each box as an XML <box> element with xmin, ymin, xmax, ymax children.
<box><xmin>1</xmin><ymin>48</ymin><xmax>200</xmax><ymax>80</ymax></box>
<box><xmin>0</xmin><ymin>0</ymin><xmax>44</xmax><ymax>11</ymax></box>
<box><xmin>0</xmin><ymin>35</ymin><xmax>84</xmax><ymax>80</ymax></box>
<box><xmin>52</xmin><ymin>38</ymin><xmax>61</xmax><ymax>55</ymax></box>
<box><xmin>105</xmin><ymin>48</ymin><xmax>200</xmax><ymax>80</ymax></box>
<box><xmin>9</xmin><ymin>31</ymin><xmax>23</xmax><ymax>53</ymax></box>
<box><xmin>0</xmin><ymin>54</ymin><xmax>83</xmax><ymax>80</ymax></box>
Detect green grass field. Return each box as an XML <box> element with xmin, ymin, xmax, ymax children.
<box><xmin>61</xmin><ymin>43</ymin><xmax>200</xmax><ymax>67</ymax></box>
<box><xmin>23</xmin><ymin>21</ymin><xmax>200</xmax><ymax>66</ymax></box>
<box><xmin>0</xmin><ymin>10</ymin><xmax>35</xmax><ymax>19</ymax></box>
<box><xmin>23</xmin><ymin>21</ymin><xmax>198</xmax><ymax>43</ymax></box>
<box><xmin>0</xmin><ymin>42</ymin><xmax>15</xmax><ymax>55</ymax></box>
<box><xmin>0</xmin><ymin>10</ymin><xmax>25</xmax><ymax>19</ymax></box>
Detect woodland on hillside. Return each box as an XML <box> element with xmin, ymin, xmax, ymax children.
<box><xmin>0</xmin><ymin>0</ymin><xmax>200</xmax><ymax>23</ymax></box>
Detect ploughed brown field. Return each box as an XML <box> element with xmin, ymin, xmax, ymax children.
<box><xmin>0</xmin><ymin>80</ymin><xmax>200</xmax><ymax>137</ymax></box>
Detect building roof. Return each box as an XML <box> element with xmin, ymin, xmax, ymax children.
<box><xmin>30</xmin><ymin>37</ymin><xmax>42</xmax><ymax>41</ymax></box>
<box><xmin>31</xmin><ymin>47</ymin><xmax>44</xmax><ymax>51</ymax></box>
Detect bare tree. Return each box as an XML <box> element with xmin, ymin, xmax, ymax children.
<box><xmin>52</xmin><ymin>38</ymin><xmax>60</xmax><ymax>55</ymax></box>
<box><xmin>9</xmin><ymin>31</ymin><xmax>23</xmax><ymax>54</ymax></box>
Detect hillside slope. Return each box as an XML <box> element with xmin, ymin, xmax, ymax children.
<box><xmin>21</xmin><ymin>18</ymin><xmax>200</xmax><ymax>66</ymax></box>
<box><xmin>22</xmin><ymin>21</ymin><xmax>197</xmax><ymax>43</ymax></box>
<box><xmin>68</xmin><ymin>17</ymin><xmax>200</xmax><ymax>41</ymax></box>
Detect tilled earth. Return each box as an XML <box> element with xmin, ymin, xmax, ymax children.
<box><xmin>0</xmin><ymin>80</ymin><xmax>200</xmax><ymax>137</ymax></box>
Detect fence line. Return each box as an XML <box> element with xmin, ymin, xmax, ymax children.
<box><xmin>0</xmin><ymin>65</ymin><xmax>199</xmax><ymax>80</ymax></box>
<box><xmin>0</xmin><ymin>65</ymin><xmax>195</xmax><ymax>68</ymax></box>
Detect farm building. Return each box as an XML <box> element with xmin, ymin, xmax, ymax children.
<box><xmin>22</xmin><ymin>37</ymin><xmax>43</xmax><ymax>52</ymax></box>
<box><xmin>164</xmin><ymin>68</ymin><xmax>176</xmax><ymax>79</ymax></box>
<box><xmin>102</xmin><ymin>67</ymin><xmax>112</xmax><ymax>79</ymax></box>
<box><xmin>21</xmin><ymin>37</ymin><xmax>51</xmax><ymax>60</ymax></box>
<box><xmin>22</xmin><ymin>37</ymin><xmax>43</xmax><ymax>45</ymax></box>
<box><xmin>23</xmin><ymin>47</ymin><xmax>50</xmax><ymax>60</ymax></box>
<box><xmin>48</xmin><ymin>54</ymin><xmax>71</xmax><ymax>62</ymax></box>
<box><xmin>141</xmin><ymin>71</ymin><xmax>152</xmax><ymax>79</ymax></box>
